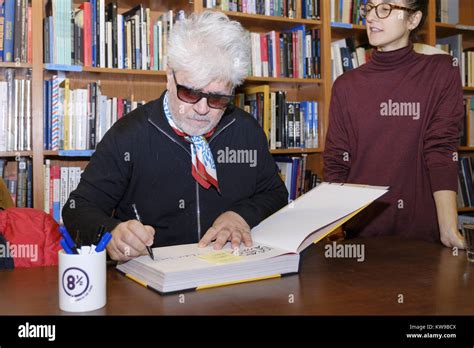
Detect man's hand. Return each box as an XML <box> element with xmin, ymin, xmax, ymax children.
<box><xmin>198</xmin><ymin>211</ymin><xmax>252</xmax><ymax>250</ymax></box>
<box><xmin>440</xmin><ymin>228</ymin><xmax>465</xmax><ymax>249</ymax></box>
<box><xmin>107</xmin><ymin>220</ymin><xmax>155</xmax><ymax>261</ymax></box>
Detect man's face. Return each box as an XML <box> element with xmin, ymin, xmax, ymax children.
<box><xmin>166</xmin><ymin>68</ymin><xmax>233</xmax><ymax>136</ymax></box>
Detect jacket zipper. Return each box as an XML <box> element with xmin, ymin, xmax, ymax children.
<box><xmin>148</xmin><ymin>117</ymin><xmax>236</xmax><ymax>242</ymax></box>
<box><xmin>196</xmin><ymin>181</ymin><xmax>201</xmax><ymax>240</ymax></box>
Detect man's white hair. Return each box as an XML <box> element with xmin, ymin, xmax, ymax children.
<box><xmin>167</xmin><ymin>11</ymin><xmax>250</xmax><ymax>89</ymax></box>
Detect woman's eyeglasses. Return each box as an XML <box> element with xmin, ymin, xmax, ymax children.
<box><xmin>359</xmin><ymin>2</ymin><xmax>414</xmax><ymax>19</ymax></box>
<box><xmin>173</xmin><ymin>71</ymin><xmax>234</xmax><ymax>109</ymax></box>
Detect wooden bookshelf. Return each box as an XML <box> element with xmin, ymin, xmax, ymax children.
<box><xmin>458</xmin><ymin>207</ymin><xmax>474</xmax><ymax>213</ymax></box>
<box><xmin>221</xmin><ymin>10</ymin><xmax>322</xmax><ymax>27</ymax></box>
<box><xmin>0</xmin><ymin>152</ymin><xmax>33</xmax><ymax>158</ymax></box>
<box><xmin>1</xmin><ymin>0</ymin><xmax>473</xmax><ymax>213</ymax></box>
<box><xmin>0</xmin><ymin>62</ymin><xmax>33</xmax><ymax>69</ymax></box>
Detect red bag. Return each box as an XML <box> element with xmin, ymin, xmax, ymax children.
<box><xmin>0</xmin><ymin>208</ymin><xmax>61</xmax><ymax>267</ymax></box>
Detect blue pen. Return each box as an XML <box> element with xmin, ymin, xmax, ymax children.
<box><xmin>60</xmin><ymin>238</ymin><xmax>77</xmax><ymax>255</ymax></box>
<box><xmin>59</xmin><ymin>225</ymin><xmax>76</xmax><ymax>249</ymax></box>
<box><xmin>94</xmin><ymin>232</ymin><xmax>112</xmax><ymax>253</ymax></box>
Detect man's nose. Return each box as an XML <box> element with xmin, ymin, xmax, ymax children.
<box><xmin>193</xmin><ymin>97</ymin><xmax>210</xmax><ymax>115</ymax></box>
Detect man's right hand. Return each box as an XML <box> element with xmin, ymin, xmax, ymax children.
<box><xmin>106</xmin><ymin>220</ymin><xmax>155</xmax><ymax>261</ymax></box>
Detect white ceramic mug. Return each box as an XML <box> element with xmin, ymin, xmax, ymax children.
<box><xmin>58</xmin><ymin>248</ymin><xmax>106</xmax><ymax>312</ymax></box>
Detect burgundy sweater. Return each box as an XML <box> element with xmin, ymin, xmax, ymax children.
<box><xmin>323</xmin><ymin>42</ymin><xmax>464</xmax><ymax>242</ymax></box>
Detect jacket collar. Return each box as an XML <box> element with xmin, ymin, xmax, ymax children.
<box><xmin>147</xmin><ymin>90</ymin><xmax>237</xmax><ymax>144</ymax></box>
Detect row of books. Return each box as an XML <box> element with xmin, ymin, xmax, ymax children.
<box><xmin>330</xmin><ymin>0</ymin><xmax>365</xmax><ymax>25</ymax></box>
<box><xmin>44</xmin><ymin>0</ymin><xmax>181</xmax><ymax>70</ymax></box>
<box><xmin>0</xmin><ymin>0</ymin><xmax>31</xmax><ymax>63</ymax></box>
<box><xmin>331</xmin><ymin>37</ymin><xmax>370</xmax><ymax>81</ymax></box>
<box><xmin>250</xmin><ymin>27</ymin><xmax>321</xmax><ymax>79</ymax></box>
<box><xmin>460</xmin><ymin>96</ymin><xmax>474</xmax><ymax>147</ymax></box>
<box><xmin>43</xmin><ymin>160</ymin><xmax>83</xmax><ymax>223</ymax></box>
<box><xmin>205</xmin><ymin>0</ymin><xmax>321</xmax><ymax>19</ymax></box>
<box><xmin>0</xmin><ymin>69</ymin><xmax>31</xmax><ymax>152</ymax></box>
<box><xmin>436</xmin><ymin>34</ymin><xmax>474</xmax><ymax>88</ymax></box>
<box><xmin>43</xmin><ymin>75</ymin><xmax>144</xmax><ymax>151</ymax></box>
<box><xmin>275</xmin><ymin>155</ymin><xmax>320</xmax><ymax>201</ymax></box>
<box><xmin>436</xmin><ymin>0</ymin><xmax>459</xmax><ymax>24</ymax></box>
<box><xmin>0</xmin><ymin>157</ymin><xmax>33</xmax><ymax>208</ymax></box>
<box><xmin>235</xmin><ymin>86</ymin><xmax>318</xmax><ymax>149</ymax></box>
<box><xmin>457</xmin><ymin>156</ymin><xmax>474</xmax><ymax>208</ymax></box>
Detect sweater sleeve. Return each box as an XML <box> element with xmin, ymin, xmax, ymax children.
<box><xmin>62</xmin><ymin>124</ymin><xmax>133</xmax><ymax>243</ymax></box>
<box><xmin>323</xmin><ymin>78</ymin><xmax>352</xmax><ymax>182</ymax></box>
<box><xmin>424</xmin><ymin>57</ymin><xmax>464</xmax><ymax>193</ymax></box>
<box><xmin>227</xmin><ymin>124</ymin><xmax>289</xmax><ymax>228</ymax></box>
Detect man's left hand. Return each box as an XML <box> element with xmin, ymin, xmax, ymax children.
<box><xmin>198</xmin><ymin>211</ymin><xmax>252</xmax><ymax>250</ymax></box>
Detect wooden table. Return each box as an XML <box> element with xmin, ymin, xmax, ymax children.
<box><xmin>1</xmin><ymin>236</ymin><xmax>473</xmax><ymax>315</ymax></box>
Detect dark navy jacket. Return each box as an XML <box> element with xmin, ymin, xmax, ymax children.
<box><xmin>62</xmin><ymin>91</ymin><xmax>288</xmax><ymax>246</ymax></box>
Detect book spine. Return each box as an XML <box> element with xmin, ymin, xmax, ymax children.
<box><xmin>117</xmin><ymin>14</ymin><xmax>123</xmax><ymax>69</ymax></box>
<box><xmin>59</xmin><ymin>167</ymin><xmax>68</xmax><ymax>224</ymax></box>
<box><xmin>43</xmin><ymin>160</ymin><xmax>50</xmax><ymax>214</ymax></box>
<box><xmin>27</xmin><ymin>4</ymin><xmax>31</xmax><ymax>63</ymax></box>
<box><xmin>3</xmin><ymin>0</ymin><xmax>14</xmax><ymax>62</ymax></box>
<box><xmin>26</xmin><ymin>158</ymin><xmax>32</xmax><ymax>208</ymax></box>
<box><xmin>99</xmin><ymin>0</ymin><xmax>105</xmax><ymax>68</ymax></box>
<box><xmin>51</xmin><ymin>165</ymin><xmax>59</xmax><ymax>221</ymax></box>
<box><xmin>20</xmin><ymin>0</ymin><xmax>27</xmax><ymax>62</ymax></box>
<box><xmin>16</xmin><ymin>158</ymin><xmax>27</xmax><ymax>208</ymax></box>
<box><xmin>12</xmin><ymin>0</ymin><xmax>21</xmax><ymax>62</ymax></box>
<box><xmin>0</xmin><ymin>0</ymin><xmax>4</xmax><ymax>62</ymax></box>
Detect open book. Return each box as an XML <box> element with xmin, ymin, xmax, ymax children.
<box><xmin>117</xmin><ymin>183</ymin><xmax>388</xmax><ymax>294</ymax></box>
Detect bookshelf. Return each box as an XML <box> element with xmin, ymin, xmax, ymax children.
<box><xmin>0</xmin><ymin>0</ymin><xmax>473</xmax><ymax>216</ymax></box>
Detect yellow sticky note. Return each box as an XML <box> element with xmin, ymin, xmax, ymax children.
<box><xmin>198</xmin><ymin>251</ymin><xmax>243</xmax><ymax>265</ymax></box>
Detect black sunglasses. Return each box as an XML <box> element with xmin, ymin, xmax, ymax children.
<box><xmin>172</xmin><ymin>71</ymin><xmax>234</xmax><ymax>109</ymax></box>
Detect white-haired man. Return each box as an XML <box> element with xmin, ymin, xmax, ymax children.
<box><xmin>62</xmin><ymin>11</ymin><xmax>288</xmax><ymax>261</ymax></box>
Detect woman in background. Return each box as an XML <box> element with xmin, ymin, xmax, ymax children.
<box><xmin>324</xmin><ymin>0</ymin><xmax>465</xmax><ymax>248</ymax></box>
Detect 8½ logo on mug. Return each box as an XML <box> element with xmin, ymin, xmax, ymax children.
<box><xmin>62</xmin><ymin>267</ymin><xmax>90</xmax><ymax>298</ymax></box>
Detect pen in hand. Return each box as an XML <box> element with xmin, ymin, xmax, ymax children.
<box><xmin>132</xmin><ymin>203</ymin><xmax>155</xmax><ymax>260</ymax></box>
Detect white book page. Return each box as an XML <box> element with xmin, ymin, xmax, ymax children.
<box><xmin>251</xmin><ymin>183</ymin><xmax>388</xmax><ymax>253</ymax></box>
<box><xmin>127</xmin><ymin>242</ymin><xmax>290</xmax><ymax>274</ymax></box>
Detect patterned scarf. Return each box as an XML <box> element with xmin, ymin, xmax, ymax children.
<box><xmin>163</xmin><ymin>92</ymin><xmax>219</xmax><ymax>192</ymax></box>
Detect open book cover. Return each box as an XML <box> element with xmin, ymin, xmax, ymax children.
<box><xmin>116</xmin><ymin>182</ymin><xmax>388</xmax><ymax>294</ymax></box>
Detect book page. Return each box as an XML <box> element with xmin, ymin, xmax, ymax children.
<box><xmin>251</xmin><ymin>183</ymin><xmax>388</xmax><ymax>253</ymax></box>
<box><xmin>129</xmin><ymin>242</ymin><xmax>291</xmax><ymax>274</ymax></box>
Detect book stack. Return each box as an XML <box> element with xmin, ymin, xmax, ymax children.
<box><xmin>0</xmin><ymin>69</ymin><xmax>31</xmax><ymax>152</ymax></box>
<box><xmin>436</xmin><ymin>0</ymin><xmax>459</xmax><ymax>24</ymax></box>
<box><xmin>43</xmin><ymin>75</ymin><xmax>144</xmax><ymax>151</ymax></box>
<box><xmin>235</xmin><ymin>87</ymin><xmax>318</xmax><ymax>150</ymax></box>
<box><xmin>460</xmin><ymin>96</ymin><xmax>474</xmax><ymax>147</ymax></box>
<box><xmin>0</xmin><ymin>157</ymin><xmax>33</xmax><ymax>208</ymax></box>
<box><xmin>330</xmin><ymin>0</ymin><xmax>365</xmax><ymax>25</ymax></box>
<box><xmin>43</xmin><ymin>160</ymin><xmax>84</xmax><ymax>223</ymax></box>
<box><xmin>275</xmin><ymin>155</ymin><xmax>320</xmax><ymax>201</ymax></box>
<box><xmin>331</xmin><ymin>37</ymin><xmax>370</xmax><ymax>81</ymax></box>
<box><xmin>436</xmin><ymin>34</ymin><xmax>474</xmax><ymax>88</ymax></box>
<box><xmin>0</xmin><ymin>0</ymin><xmax>32</xmax><ymax>63</ymax></box>
<box><xmin>205</xmin><ymin>0</ymin><xmax>301</xmax><ymax>19</ymax></box>
<box><xmin>250</xmin><ymin>26</ymin><xmax>321</xmax><ymax>79</ymax></box>
<box><xmin>457</xmin><ymin>156</ymin><xmax>474</xmax><ymax>209</ymax></box>
<box><xmin>44</xmin><ymin>0</ymin><xmax>183</xmax><ymax>70</ymax></box>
